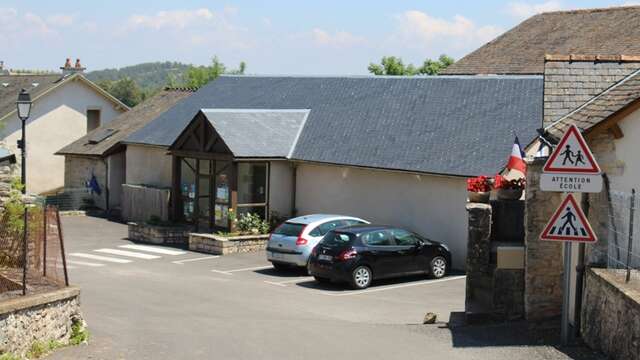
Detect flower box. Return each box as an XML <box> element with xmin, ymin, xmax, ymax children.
<box><xmin>189</xmin><ymin>233</ymin><xmax>269</xmax><ymax>255</ymax></box>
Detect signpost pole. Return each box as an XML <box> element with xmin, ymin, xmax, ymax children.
<box><xmin>561</xmin><ymin>241</ymin><xmax>572</xmax><ymax>345</ymax></box>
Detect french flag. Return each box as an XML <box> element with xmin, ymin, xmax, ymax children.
<box><xmin>506</xmin><ymin>136</ymin><xmax>527</xmax><ymax>174</ymax></box>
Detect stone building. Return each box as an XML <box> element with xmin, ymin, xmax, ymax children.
<box><xmin>0</xmin><ymin>59</ymin><xmax>128</xmax><ymax>195</ymax></box>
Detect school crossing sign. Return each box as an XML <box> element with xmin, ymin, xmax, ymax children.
<box><xmin>540</xmin><ymin>124</ymin><xmax>602</xmax><ymax>193</ymax></box>
<box><xmin>540</xmin><ymin>194</ymin><xmax>597</xmax><ymax>243</ymax></box>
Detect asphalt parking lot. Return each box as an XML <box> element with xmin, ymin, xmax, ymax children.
<box><xmin>47</xmin><ymin>216</ymin><xmax>603</xmax><ymax>360</ymax></box>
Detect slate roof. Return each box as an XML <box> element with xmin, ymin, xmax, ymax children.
<box><xmin>200</xmin><ymin>109</ymin><xmax>308</xmax><ymax>158</ymax></box>
<box><xmin>543</xmin><ymin>56</ymin><xmax>640</xmax><ymax>127</ymax></box>
<box><xmin>128</xmin><ymin>75</ymin><xmax>542</xmax><ymax>177</ymax></box>
<box><xmin>443</xmin><ymin>6</ymin><xmax>640</xmax><ymax>75</ymax></box>
<box><xmin>57</xmin><ymin>89</ymin><xmax>194</xmax><ymax>157</ymax></box>
<box><xmin>0</xmin><ymin>74</ymin><xmax>64</xmax><ymax>119</ymax></box>
<box><xmin>546</xmin><ymin>67</ymin><xmax>640</xmax><ymax>138</ymax></box>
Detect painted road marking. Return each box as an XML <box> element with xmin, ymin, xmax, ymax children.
<box><xmin>66</xmin><ymin>260</ymin><xmax>105</xmax><ymax>267</ymax></box>
<box><xmin>263</xmin><ymin>277</ymin><xmax>314</xmax><ymax>287</ymax></box>
<box><xmin>210</xmin><ymin>265</ymin><xmax>272</xmax><ymax>276</ymax></box>
<box><xmin>321</xmin><ymin>276</ymin><xmax>466</xmax><ymax>297</ymax></box>
<box><xmin>172</xmin><ymin>256</ymin><xmax>220</xmax><ymax>265</ymax></box>
<box><xmin>69</xmin><ymin>253</ymin><xmax>132</xmax><ymax>264</ymax></box>
<box><xmin>95</xmin><ymin>248</ymin><xmax>161</xmax><ymax>260</ymax></box>
<box><xmin>119</xmin><ymin>244</ymin><xmax>187</xmax><ymax>256</ymax></box>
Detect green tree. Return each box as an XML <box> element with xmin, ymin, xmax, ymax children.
<box><xmin>97</xmin><ymin>77</ymin><xmax>144</xmax><ymax>107</ymax></box>
<box><xmin>368</xmin><ymin>55</ymin><xmax>454</xmax><ymax>76</ymax></box>
<box><xmin>184</xmin><ymin>57</ymin><xmax>247</xmax><ymax>89</ymax></box>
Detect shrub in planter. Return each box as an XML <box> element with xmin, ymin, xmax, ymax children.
<box><xmin>236</xmin><ymin>213</ymin><xmax>270</xmax><ymax>235</ymax></box>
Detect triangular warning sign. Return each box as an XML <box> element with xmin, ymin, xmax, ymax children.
<box><xmin>543</xmin><ymin>124</ymin><xmax>601</xmax><ymax>174</ymax></box>
<box><xmin>541</xmin><ymin>194</ymin><xmax>597</xmax><ymax>243</ymax></box>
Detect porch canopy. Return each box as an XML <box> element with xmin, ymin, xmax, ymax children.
<box><xmin>168</xmin><ymin>109</ymin><xmax>308</xmax><ymax>231</ymax></box>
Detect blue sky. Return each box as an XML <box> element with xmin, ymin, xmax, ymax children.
<box><xmin>0</xmin><ymin>0</ymin><xmax>634</xmax><ymax>74</ymax></box>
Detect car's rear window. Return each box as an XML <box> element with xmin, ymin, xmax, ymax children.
<box><xmin>321</xmin><ymin>231</ymin><xmax>355</xmax><ymax>246</ymax></box>
<box><xmin>273</xmin><ymin>222</ymin><xmax>305</xmax><ymax>237</ymax></box>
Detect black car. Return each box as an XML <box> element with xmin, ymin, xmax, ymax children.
<box><xmin>307</xmin><ymin>225</ymin><xmax>451</xmax><ymax>289</ymax></box>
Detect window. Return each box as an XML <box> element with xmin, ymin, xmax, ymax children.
<box><xmin>273</xmin><ymin>222</ymin><xmax>305</xmax><ymax>237</ymax></box>
<box><xmin>314</xmin><ymin>220</ymin><xmax>347</xmax><ymax>237</ymax></box>
<box><xmin>87</xmin><ymin>109</ymin><xmax>101</xmax><ymax>132</ymax></box>
<box><xmin>362</xmin><ymin>231</ymin><xmax>394</xmax><ymax>246</ymax></box>
<box><xmin>391</xmin><ymin>229</ymin><xmax>421</xmax><ymax>246</ymax></box>
<box><xmin>343</xmin><ymin>219</ymin><xmax>366</xmax><ymax>226</ymax></box>
<box><xmin>237</xmin><ymin>162</ymin><xmax>268</xmax><ymax>220</ymax></box>
<box><xmin>321</xmin><ymin>231</ymin><xmax>354</xmax><ymax>246</ymax></box>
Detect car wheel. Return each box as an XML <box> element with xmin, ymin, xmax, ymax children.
<box><xmin>429</xmin><ymin>256</ymin><xmax>448</xmax><ymax>279</ymax></box>
<box><xmin>350</xmin><ymin>266</ymin><xmax>372</xmax><ymax>289</ymax></box>
<box><xmin>272</xmin><ymin>263</ymin><xmax>288</xmax><ymax>271</ymax></box>
<box><xmin>314</xmin><ymin>276</ymin><xmax>331</xmax><ymax>283</ymax></box>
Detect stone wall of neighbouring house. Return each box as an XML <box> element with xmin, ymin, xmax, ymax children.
<box><xmin>0</xmin><ymin>286</ymin><xmax>83</xmax><ymax>356</ymax></box>
<box><xmin>189</xmin><ymin>233</ymin><xmax>269</xmax><ymax>255</ymax></box>
<box><xmin>63</xmin><ymin>155</ymin><xmax>106</xmax><ymax>210</ymax></box>
<box><xmin>581</xmin><ymin>268</ymin><xmax>640</xmax><ymax>360</ymax></box>
<box><xmin>128</xmin><ymin>222</ymin><xmax>191</xmax><ymax>246</ymax></box>
<box><xmin>0</xmin><ymin>163</ymin><xmax>14</xmax><ymax>207</ymax></box>
<box><xmin>524</xmin><ymin>159</ymin><xmax>563</xmax><ymax>320</ymax></box>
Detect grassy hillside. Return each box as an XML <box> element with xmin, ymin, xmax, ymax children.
<box><xmin>86</xmin><ymin>61</ymin><xmax>191</xmax><ymax>91</ymax></box>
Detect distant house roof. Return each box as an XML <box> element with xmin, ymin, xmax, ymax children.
<box><xmin>0</xmin><ymin>73</ymin><xmax>129</xmax><ymax>123</ymax></box>
<box><xmin>543</xmin><ymin>56</ymin><xmax>640</xmax><ymax>127</ymax></box>
<box><xmin>198</xmin><ymin>109</ymin><xmax>308</xmax><ymax>158</ymax></box>
<box><xmin>57</xmin><ymin>88</ymin><xmax>194</xmax><ymax>157</ymax></box>
<box><xmin>546</xmin><ymin>66</ymin><xmax>640</xmax><ymax>138</ymax></box>
<box><xmin>129</xmin><ymin>75</ymin><xmax>542</xmax><ymax>177</ymax></box>
<box><xmin>0</xmin><ymin>147</ymin><xmax>15</xmax><ymax>164</ymax></box>
<box><xmin>443</xmin><ymin>6</ymin><xmax>640</xmax><ymax>75</ymax></box>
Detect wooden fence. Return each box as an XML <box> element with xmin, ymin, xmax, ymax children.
<box><xmin>121</xmin><ymin>184</ymin><xmax>171</xmax><ymax>222</ymax></box>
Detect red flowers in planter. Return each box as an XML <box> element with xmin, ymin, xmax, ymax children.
<box><xmin>494</xmin><ymin>175</ymin><xmax>526</xmax><ymax>190</ymax></box>
<box><xmin>467</xmin><ymin>176</ymin><xmax>491</xmax><ymax>193</ymax></box>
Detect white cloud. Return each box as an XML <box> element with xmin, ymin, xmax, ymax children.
<box><xmin>127</xmin><ymin>8</ymin><xmax>215</xmax><ymax>30</ymax></box>
<box><xmin>311</xmin><ymin>28</ymin><xmax>366</xmax><ymax>47</ymax></box>
<box><xmin>506</xmin><ymin>1</ymin><xmax>564</xmax><ymax>19</ymax></box>
<box><xmin>47</xmin><ymin>14</ymin><xmax>75</xmax><ymax>27</ymax></box>
<box><xmin>394</xmin><ymin>10</ymin><xmax>502</xmax><ymax>49</ymax></box>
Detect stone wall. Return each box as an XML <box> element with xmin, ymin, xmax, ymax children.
<box><xmin>581</xmin><ymin>268</ymin><xmax>640</xmax><ymax>360</ymax></box>
<box><xmin>189</xmin><ymin>233</ymin><xmax>269</xmax><ymax>255</ymax></box>
<box><xmin>524</xmin><ymin>159</ymin><xmax>563</xmax><ymax>320</ymax></box>
<box><xmin>128</xmin><ymin>222</ymin><xmax>191</xmax><ymax>246</ymax></box>
<box><xmin>0</xmin><ymin>162</ymin><xmax>15</xmax><ymax>207</ymax></box>
<box><xmin>0</xmin><ymin>286</ymin><xmax>83</xmax><ymax>356</ymax></box>
<box><xmin>63</xmin><ymin>155</ymin><xmax>106</xmax><ymax>210</ymax></box>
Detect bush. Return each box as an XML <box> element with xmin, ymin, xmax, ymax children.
<box><xmin>236</xmin><ymin>213</ymin><xmax>270</xmax><ymax>235</ymax></box>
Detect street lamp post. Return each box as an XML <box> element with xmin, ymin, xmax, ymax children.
<box><xmin>16</xmin><ymin>89</ymin><xmax>32</xmax><ymax>194</ymax></box>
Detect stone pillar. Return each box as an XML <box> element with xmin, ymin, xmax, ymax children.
<box><xmin>465</xmin><ymin>203</ymin><xmax>492</xmax><ymax>306</ymax></box>
<box><xmin>524</xmin><ymin>158</ymin><xmax>563</xmax><ymax>320</ymax></box>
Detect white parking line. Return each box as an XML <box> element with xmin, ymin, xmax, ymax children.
<box><xmin>95</xmin><ymin>248</ymin><xmax>161</xmax><ymax>260</ymax></box>
<box><xmin>321</xmin><ymin>275</ymin><xmax>466</xmax><ymax>297</ymax></box>
<box><xmin>119</xmin><ymin>244</ymin><xmax>187</xmax><ymax>256</ymax></box>
<box><xmin>263</xmin><ymin>277</ymin><xmax>314</xmax><ymax>287</ymax></box>
<box><xmin>172</xmin><ymin>256</ymin><xmax>220</xmax><ymax>265</ymax></box>
<box><xmin>69</xmin><ymin>253</ymin><xmax>132</xmax><ymax>264</ymax></box>
<box><xmin>210</xmin><ymin>265</ymin><xmax>272</xmax><ymax>276</ymax></box>
<box><xmin>66</xmin><ymin>260</ymin><xmax>105</xmax><ymax>267</ymax></box>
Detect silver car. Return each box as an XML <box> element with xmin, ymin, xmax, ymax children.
<box><xmin>266</xmin><ymin>214</ymin><xmax>369</xmax><ymax>269</ymax></box>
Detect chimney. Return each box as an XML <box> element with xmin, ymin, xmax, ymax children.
<box><xmin>61</xmin><ymin>58</ymin><xmax>85</xmax><ymax>75</ymax></box>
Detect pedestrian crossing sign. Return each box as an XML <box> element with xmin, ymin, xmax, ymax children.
<box><xmin>540</xmin><ymin>193</ymin><xmax>597</xmax><ymax>243</ymax></box>
<box><xmin>543</xmin><ymin>124</ymin><xmax>601</xmax><ymax>174</ymax></box>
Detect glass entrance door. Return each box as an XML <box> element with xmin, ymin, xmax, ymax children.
<box><xmin>214</xmin><ymin>161</ymin><xmax>231</xmax><ymax>228</ymax></box>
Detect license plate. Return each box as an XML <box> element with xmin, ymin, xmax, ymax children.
<box><xmin>318</xmin><ymin>254</ymin><xmax>333</xmax><ymax>261</ymax></box>
<box><xmin>271</xmin><ymin>252</ymin><xmax>284</xmax><ymax>259</ymax></box>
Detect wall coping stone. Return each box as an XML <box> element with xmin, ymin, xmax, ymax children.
<box><xmin>128</xmin><ymin>222</ymin><xmax>191</xmax><ymax>230</ymax></box>
<box><xmin>588</xmin><ymin>268</ymin><xmax>640</xmax><ymax>304</ymax></box>
<box><xmin>190</xmin><ymin>233</ymin><xmax>270</xmax><ymax>242</ymax></box>
<box><xmin>0</xmin><ymin>286</ymin><xmax>80</xmax><ymax>316</ymax></box>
